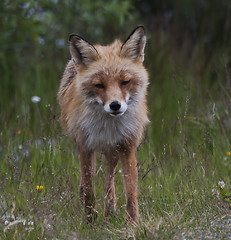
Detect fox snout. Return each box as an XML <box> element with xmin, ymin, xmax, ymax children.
<box><xmin>110</xmin><ymin>101</ymin><xmax>121</xmax><ymax>111</ymax></box>
<box><xmin>104</xmin><ymin>100</ymin><xmax>128</xmax><ymax>117</ymax></box>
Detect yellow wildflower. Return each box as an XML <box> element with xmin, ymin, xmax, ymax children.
<box><xmin>227</xmin><ymin>152</ymin><xmax>231</xmax><ymax>157</ymax></box>
<box><xmin>36</xmin><ymin>185</ymin><xmax>43</xmax><ymax>192</ymax></box>
<box><xmin>16</xmin><ymin>130</ymin><xmax>22</xmax><ymax>135</ymax></box>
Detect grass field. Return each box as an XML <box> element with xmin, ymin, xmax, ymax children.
<box><xmin>1</xmin><ymin>37</ymin><xmax>231</xmax><ymax>239</ymax></box>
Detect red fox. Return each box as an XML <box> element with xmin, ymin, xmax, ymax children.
<box><xmin>58</xmin><ymin>26</ymin><xmax>149</xmax><ymax>223</ymax></box>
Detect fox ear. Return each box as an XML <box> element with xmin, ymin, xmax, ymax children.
<box><xmin>69</xmin><ymin>34</ymin><xmax>99</xmax><ymax>66</ymax></box>
<box><xmin>120</xmin><ymin>26</ymin><xmax>146</xmax><ymax>62</ymax></box>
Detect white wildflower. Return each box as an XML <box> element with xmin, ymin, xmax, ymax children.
<box><xmin>18</xmin><ymin>145</ymin><xmax>23</xmax><ymax>150</ymax></box>
<box><xmin>31</xmin><ymin>96</ymin><xmax>41</xmax><ymax>103</ymax></box>
<box><xmin>218</xmin><ymin>181</ymin><xmax>225</xmax><ymax>189</ymax></box>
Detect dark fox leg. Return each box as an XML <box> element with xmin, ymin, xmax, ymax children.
<box><xmin>120</xmin><ymin>146</ymin><xmax>139</xmax><ymax>224</ymax></box>
<box><xmin>104</xmin><ymin>151</ymin><xmax>119</xmax><ymax>217</ymax></box>
<box><xmin>78</xmin><ymin>146</ymin><xmax>97</xmax><ymax>222</ymax></box>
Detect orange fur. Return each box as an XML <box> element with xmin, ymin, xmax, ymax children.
<box><xmin>58</xmin><ymin>26</ymin><xmax>149</xmax><ymax>223</ymax></box>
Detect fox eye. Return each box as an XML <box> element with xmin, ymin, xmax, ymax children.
<box><xmin>121</xmin><ymin>80</ymin><xmax>130</xmax><ymax>86</ymax></box>
<box><xmin>94</xmin><ymin>83</ymin><xmax>105</xmax><ymax>89</ymax></box>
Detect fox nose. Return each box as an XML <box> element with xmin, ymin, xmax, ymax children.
<box><xmin>109</xmin><ymin>101</ymin><xmax>121</xmax><ymax>111</ymax></box>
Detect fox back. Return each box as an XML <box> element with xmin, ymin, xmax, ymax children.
<box><xmin>58</xmin><ymin>26</ymin><xmax>149</xmax><ymax>151</ymax></box>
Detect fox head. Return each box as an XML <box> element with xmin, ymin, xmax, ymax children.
<box><xmin>69</xmin><ymin>26</ymin><xmax>148</xmax><ymax>117</ymax></box>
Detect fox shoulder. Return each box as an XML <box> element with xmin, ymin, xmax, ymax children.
<box><xmin>57</xmin><ymin>59</ymin><xmax>77</xmax><ymax>105</ymax></box>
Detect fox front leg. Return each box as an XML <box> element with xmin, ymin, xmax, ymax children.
<box><xmin>120</xmin><ymin>146</ymin><xmax>139</xmax><ymax>224</ymax></box>
<box><xmin>78</xmin><ymin>146</ymin><xmax>97</xmax><ymax>222</ymax></box>
<box><xmin>104</xmin><ymin>150</ymin><xmax>119</xmax><ymax>217</ymax></box>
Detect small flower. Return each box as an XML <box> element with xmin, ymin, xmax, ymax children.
<box><xmin>16</xmin><ymin>129</ymin><xmax>22</xmax><ymax>135</ymax></box>
<box><xmin>218</xmin><ymin>181</ymin><xmax>225</xmax><ymax>189</ymax></box>
<box><xmin>227</xmin><ymin>152</ymin><xmax>231</xmax><ymax>157</ymax></box>
<box><xmin>18</xmin><ymin>145</ymin><xmax>23</xmax><ymax>150</ymax></box>
<box><xmin>28</xmin><ymin>221</ymin><xmax>34</xmax><ymax>225</ymax></box>
<box><xmin>31</xmin><ymin>96</ymin><xmax>41</xmax><ymax>103</ymax></box>
<box><xmin>36</xmin><ymin>185</ymin><xmax>43</xmax><ymax>192</ymax></box>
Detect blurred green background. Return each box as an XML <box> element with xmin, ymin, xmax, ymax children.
<box><xmin>1</xmin><ymin>0</ymin><xmax>231</xmax><ymax>238</ymax></box>
<box><xmin>1</xmin><ymin>0</ymin><xmax>231</xmax><ymax>155</ymax></box>
<box><xmin>1</xmin><ymin>0</ymin><xmax>231</xmax><ymax>104</ymax></box>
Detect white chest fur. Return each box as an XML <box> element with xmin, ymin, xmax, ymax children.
<box><xmin>70</xmin><ymin>103</ymin><xmax>141</xmax><ymax>150</ymax></box>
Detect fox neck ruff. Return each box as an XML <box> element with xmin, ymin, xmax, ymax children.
<box><xmin>67</xmin><ymin>100</ymin><xmax>147</xmax><ymax>151</ymax></box>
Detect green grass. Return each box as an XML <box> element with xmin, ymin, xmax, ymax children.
<box><xmin>1</xmin><ymin>45</ymin><xmax>231</xmax><ymax>239</ymax></box>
